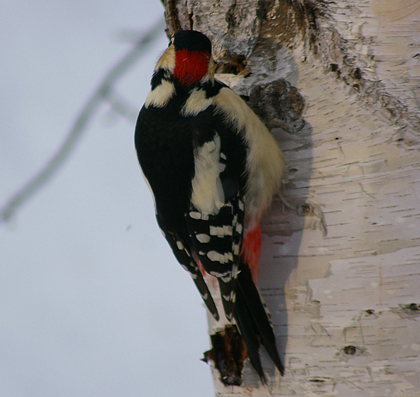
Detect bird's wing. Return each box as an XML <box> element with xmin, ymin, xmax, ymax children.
<box><xmin>185</xmin><ymin>194</ymin><xmax>245</xmax><ymax>321</ymax></box>
<box><xmin>161</xmin><ymin>228</ymin><xmax>220</xmax><ymax>321</ymax></box>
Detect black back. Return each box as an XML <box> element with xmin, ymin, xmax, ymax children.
<box><xmin>135</xmin><ymin>80</ymin><xmax>247</xmax><ymax>233</ymax></box>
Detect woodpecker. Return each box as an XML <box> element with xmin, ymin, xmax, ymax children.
<box><xmin>135</xmin><ymin>30</ymin><xmax>285</xmax><ymax>382</ymax></box>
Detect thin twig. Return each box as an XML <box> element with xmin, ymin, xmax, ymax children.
<box><xmin>102</xmin><ymin>89</ymin><xmax>139</xmax><ymax>122</ymax></box>
<box><xmin>1</xmin><ymin>18</ymin><xmax>165</xmax><ymax>224</ymax></box>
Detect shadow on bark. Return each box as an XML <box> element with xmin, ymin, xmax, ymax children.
<box><xmin>252</xmin><ymin>83</ymin><xmax>314</xmax><ymax>385</ymax></box>
<box><xmin>258</xmin><ymin>121</ymin><xmax>314</xmax><ymax>384</ymax></box>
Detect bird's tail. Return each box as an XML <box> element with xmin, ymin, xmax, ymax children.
<box><xmin>234</xmin><ymin>262</ymin><xmax>285</xmax><ymax>383</ymax></box>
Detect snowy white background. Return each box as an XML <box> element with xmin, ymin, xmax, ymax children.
<box><xmin>0</xmin><ymin>2</ymin><xmax>213</xmax><ymax>396</ymax></box>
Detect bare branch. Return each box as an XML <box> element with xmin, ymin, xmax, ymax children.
<box><xmin>1</xmin><ymin>18</ymin><xmax>165</xmax><ymax>224</ymax></box>
<box><xmin>102</xmin><ymin>89</ymin><xmax>139</xmax><ymax>122</ymax></box>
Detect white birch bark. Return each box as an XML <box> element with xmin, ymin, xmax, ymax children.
<box><xmin>163</xmin><ymin>1</ymin><xmax>420</xmax><ymax>395</ymax></box>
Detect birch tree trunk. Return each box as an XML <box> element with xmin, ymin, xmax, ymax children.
<box><xmin>162</xmin><ymin>1</ymin><xmax>420</xmax><ymax>395</ymax></box>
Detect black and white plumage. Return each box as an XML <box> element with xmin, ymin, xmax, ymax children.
<box><xmin>135</xmin><ymin>30</ymin><xmax>285</xmax><ymax>382</ymax></box>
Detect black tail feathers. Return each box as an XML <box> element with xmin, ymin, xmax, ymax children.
<box><xmin>234</xmin><ymin>263</ymin><xmax>285</xmax><ymax>382</ymax></box>
<box><xmin>218</xmin><ymin>277</ymin><xmax>237</xmax><ymax>321</ymax></box>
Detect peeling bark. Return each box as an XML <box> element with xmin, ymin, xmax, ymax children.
<box><xmin>161</xmin><ymin>1</ymin><xmax>420</xmax><ymax>395</ymax></box>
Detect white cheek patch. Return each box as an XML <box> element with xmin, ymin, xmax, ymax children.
<box><xmin>155</xmin><ymin>44</ymin><xmax>176</xmax><ymax>71</ymax></box>
<box><xmin>191</xmin><ymin>133</ymin><xmax>225</xmax><ymax>215</ymax></box>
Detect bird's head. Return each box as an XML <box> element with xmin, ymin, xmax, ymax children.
<box><xmin>156</xmin><ymin>30</ymin><xmax>216</xmax><ymax>87</ymax></box>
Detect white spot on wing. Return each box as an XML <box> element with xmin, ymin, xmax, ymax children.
<box><xmin>220</xmin><ymin>273</ymin><xmax>233</xmax><ymax>283</ymax></box>
<box><xmin>209</xmin><ymin>225</ymin><xmax>233</xmax><ymax>237</ymax></box>
<box><xmin>209</xmin><ymin>270</ymin><xmax>231</xmax><ymax>278</ymax></box>
<box><xmin>223</xmin><ymin>291</ymin><xmax>236</xmax><ymax>302</ymax></box>
<box><xmin>233</xmin><ymin>244</ymin><xmax>240</xmax><ymax>255</ymax></box>
<box><xmin>235</xmin><ymin>223</ymin><xmax>243</xmax><ymax>234</ymax></box>
<box><xmin>207</xmin><ymin>251</ymin><xmax>233</xmax><ymax>264</ymax></box>
<box><xmin>232</xmin><ymin>264</ymin><xmax>239</xmax><ymax>278</ymax></box>
<box><xmin>189</xmin><ymin>211</ymin><xmax>202</xmax><ymax>220</ymax></box>
<box><xmin>196</xmin><ymin>233</ymin><xmax>211</xmax><ymax>243</ymax></box>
